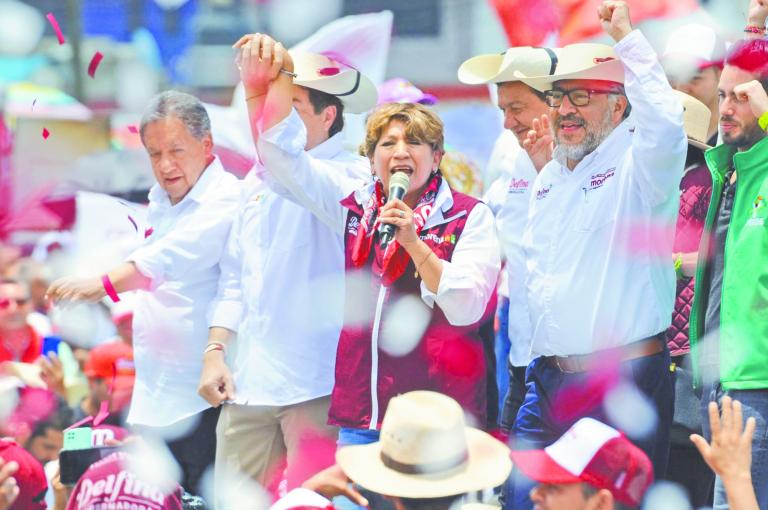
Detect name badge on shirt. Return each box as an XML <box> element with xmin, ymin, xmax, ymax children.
<box><xmin>748</xmin><ymin>195</ymin><xmax>766</xmax><ymax>226</ymax></box>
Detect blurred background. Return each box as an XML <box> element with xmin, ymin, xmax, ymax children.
<box><xmin>0</xmin><ymin>0</ymin><xmax>752</xmax><ymax>254</ymax></box>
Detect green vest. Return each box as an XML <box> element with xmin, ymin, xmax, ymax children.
<box><xmin>690</xmin><ymin>136</ymin><xmax>768</xmax><ymax>390</ymax></box>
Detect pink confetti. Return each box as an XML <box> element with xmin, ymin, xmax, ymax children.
<box><xmin>127</xmin><ymin>125</ymin><xmax>139</xmax><ymax>134</ymax></box>
<box><xmin>127</xmin><ymin>215</ymin><xmax>138</xmax><ymax>232</ymax></box>
<box><xmin>65</xmin><ymin>415</ymin><xmax>94</xmax><ymax>431</ymax></box>
<box><xmin>46</xmin><ymin>12</ymin><xmax>65</xmax><ymax>45</ymax></box>
<box><xmin>42</xmin><ymin>128</ymin><xmax>50</xmax><ymax>139</ymax></box>
<box><xmin>318</xmin><ymin>67</ymin><xmax>340</xmax><ymax>76</ymax></box>
<box><xmin>88</xmin><ymin>51</ymin><xmax>104</xmax><ymax>78</ymax></box>
<box><xmin>144</xmin><ymin>227</ymin><xmax>154</xmax><ymax>238</ymax></box>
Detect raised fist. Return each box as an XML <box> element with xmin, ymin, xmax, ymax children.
<box><xmin>597</xmin><ymin>1</ymin><xmax>633</xmax><ymax>42</ymax></box>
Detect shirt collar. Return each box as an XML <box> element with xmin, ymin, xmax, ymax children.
<box><xmin>147</xmin><ymin>156</ymin><xmax>225</xmax><ymax>207</ymax></box>
<box><xmin>308</xmin><ymin>132</ymin><xmax>346</xmax><ymax>160</ymax></box>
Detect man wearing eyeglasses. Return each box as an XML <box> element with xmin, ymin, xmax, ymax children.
<box><xmin>504</xmin><ymin>2</ymin><xmax>687</xmax><ymax>509</ymax></box>
<box><xmin>0</xmin><ymin>278</ymin><xmax>39</xmax><ymax>363</ymax></box>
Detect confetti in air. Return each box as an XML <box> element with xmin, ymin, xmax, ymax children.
<box><xmin>127</xmin><ymin>215</ymin><xmax>138</xmax><ymax>232</ymax></box>
<box><xmin>128</xmin><ymin>125</ymin><xmax>139</xmax><ymax>134</ymax></box>
<box><xmin>46</xmin><ymin>12</ymin><xmax>65</xmax><ymax>45</ymax></box>
<box><xmin>88</xmin><ymin>51</ymin><xmax>104</xmax><ymax>78</ymax></box>
<box><xmin>31</xmin><ymin>99</ymin><xmax>37</xmax><ymax>111</ymax></box>
<box><xmin>42</xmin><ymin>128</ymin><xmax>50</xmax><ymax>139</ymax></box>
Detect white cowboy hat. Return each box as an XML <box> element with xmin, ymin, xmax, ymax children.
<box><xmin>458</xmin><ymin>46</ymin><xmax>561</xmax><ymax>92</ymax></box>
<box><xmin>674</xmin><ymin>90</ymin><xmax>712</xmax><ymax>150</ymax></box>
<box><xmin>336</xmin><ymin>391</ymin><xmax>512</xmax><ymax>499</ymax></box>
<box><xmin>290</xmin><ymin>50</ymin><xmax>378</xmax><ymax>114</ymax></box>
<box><xmin>513</xmin><ymin>43</ymin><xmax>624</xmax><ymax>87</ymax></box>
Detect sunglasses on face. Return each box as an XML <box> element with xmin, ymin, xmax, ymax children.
<box><xmin>544</xmin><ymin>88</ymin><xmax>620</xmax><ymax>108</ymax></box>
<box><xmin>0</xmin><ymin>297</ymin><xmax>29</xmax><ymax>309</ymax></box>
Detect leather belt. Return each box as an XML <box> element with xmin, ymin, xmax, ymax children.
<box><xmin>543</xmin><ymin>334</ymin><xmax>665</xmax><ymax>374</ymax></box>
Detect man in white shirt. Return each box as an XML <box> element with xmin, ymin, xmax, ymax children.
<box><xmin>197</xmin><ymin>46</ymin><xmax>375</xmax><ymax>496</ymax></box>
<box><xmin>459</xmin><ymin>46</ymin><xmax>556</xmax><ymax>433</ymax></box>
<box><xmin>47</xmin><ymin>90</ymin><xmax>241</xmax><ymax>495</ymax></box>
<box><xmin>504</xmin><ymin>2</ymin><xmax>686</xmax><ymax>509</ymax></box>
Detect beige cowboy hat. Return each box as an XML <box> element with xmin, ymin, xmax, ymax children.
<box><xmin>290</xmin><ymin>51</ymin><xmax>378</xmax><ymax>114</ymax></box>
<box><xmin>336</xmin><ymin>391</ymin><xmax>512</xmax><ymax>499</ymax></box>
<box><xmin>458</xmin><ymin>46</ymin><xmax>561</xmax><ymax>91</ymax></box>
<box><xmin>674</xmin><ymin>90</ymin><xmax>712</xmax><ymax>150</ymax></box>
<box><xmin>513</xmin><ymin>43</ymin><xmax>624</xmax><ymax>87</ymax></box>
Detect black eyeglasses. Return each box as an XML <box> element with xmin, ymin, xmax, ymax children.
<box><xmin>544</xmin><ymin>88</ymin><xmax>621</xmax><ymax>108</ymax></box>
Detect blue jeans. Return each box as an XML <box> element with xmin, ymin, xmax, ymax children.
<box><xmin>703</xmin><ymin>386</ymin><xmax>768</xmax><ymax>510</ymax></box>
<box><xmin>337</xmin><ymin>428</ymin><xmax>380</xmax><ymax>447</ymax></box>
<box><xmin>503</xmin><ymin>347</ymin><xmax>674</xmax><ymax>510</ymax></box>
<box><xmin>495</xmin><ymin>297</ymin><xmax>512</xmax><ymax>416</ymax></box>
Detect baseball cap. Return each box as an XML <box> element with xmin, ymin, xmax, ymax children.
<box><xmin>84</xmin><ymin>342</ymin><xmax>135</xmax><ymax>410</ymax></box>
<box><xmin>0</xmin><ymin>439</ymin><xmax>47</xmax><ymax>510</ymax></box>
<box><xmin>66</xmin><ymin>451</ymin><xmax>183</xmax><ymax>510</ymax></box>
<box><xmin>509</xmin><ymin>418</ymin><xmax>652</xmax><ymax>507</ymax></box>
<box><xmin>663</xmin><ymin>24</ymin><xmax>725</xmax><ymax>71</ymax></box>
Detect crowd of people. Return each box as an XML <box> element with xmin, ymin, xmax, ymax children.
<box><xmin>2</xmin><ymin>0</ymin><xmax>768</xmax><ymax>508</ymax></box>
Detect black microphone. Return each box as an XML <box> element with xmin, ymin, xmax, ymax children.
<box><xmin>378</xmin><ymin>171</ymin><xmax>411</xmax><ymax>247</ymax></box>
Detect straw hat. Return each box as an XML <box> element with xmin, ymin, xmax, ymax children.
<box><xmin>290</xmin><ymin>51</ymin><xmax>378</xmax><ymax>114</ymax></box>
<box><xmin>458</xmin><ymin>47</ymin><xmax>561</xmax><ymax>91</ymax></box>
<box><xmin>674</xmin><ymin>90</ymin><xmax>712</xmax><ymax>150</ymax></box>
<box><xmin>336</xmin><ymin>391</ymin><xmax>512</xmax><ymax>498</ymax></box>
<box><xmin>513</xmin><ymin>43</ymin><xmax>624</xmax><ymax>87</ymax></box>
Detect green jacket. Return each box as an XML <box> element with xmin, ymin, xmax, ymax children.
<box><xmin>690</xmin><ymin>136</ymin><xmax>768</xmax><ymax>390</ymax></box>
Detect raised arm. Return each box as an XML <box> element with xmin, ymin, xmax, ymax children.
<box><xmin>601</xmin><ymin>1</ymin><xmax>687</xmax><ymax>207</ymax></box>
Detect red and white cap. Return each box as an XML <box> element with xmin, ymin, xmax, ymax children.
<box><xmin>509</xmin><ymin>418</ymin><xmax>653</xmax><ymax>508</ymax></box>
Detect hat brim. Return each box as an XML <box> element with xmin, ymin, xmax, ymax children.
<box><xmin>458</xmin><ymin>54</ymin><xmax>551</xmax><ymax>89</ymax></box>
<box><xmin>508</xmin><ymin>450</ymin><xmax>582</xmax><ymax>485</ymax></box>
<box><xmin>514</xmin><ymin>60</ymin><xmax>625</xmax><ymax>91</ymax></box>
<box><xmin>295</xmin><ymin>70</ymin><xmax>378</xmax><ymax>114</ymax></box>
<box><xmin>688</xmin><ymin>137</ymin><xmax>712</xmax><ymax>150</ymax></box>
<box><xmin>336</xmin><ymin>428</ymin><xmax>511</xmax><ymax>499</ymax></box>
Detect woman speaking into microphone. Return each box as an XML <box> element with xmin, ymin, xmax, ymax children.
<box><xmin>241</xmin><ymin>33</ymin><xmax>500</xmax><ymax>445</ymax></box>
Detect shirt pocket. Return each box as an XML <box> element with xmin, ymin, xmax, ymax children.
<box><xmin>573</xmin><ymin>187</ymin><xmax>614</xmax><ymax>232</ymax></box>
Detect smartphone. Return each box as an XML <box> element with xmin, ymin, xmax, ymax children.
<box><xmin>41</xmin><ymin>336</ymin><xmax>61</xmax><ymax>357</ymax></box>
<box><xmin>59</xmin><ymin>446</ymin><xmax>120</xmax><ymax>485</ymax></box>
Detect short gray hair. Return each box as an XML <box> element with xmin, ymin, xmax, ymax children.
<box><xmin>139</xmin><ymin>90</ymin><xmax>211</xmax><ymax>144</ymax></box>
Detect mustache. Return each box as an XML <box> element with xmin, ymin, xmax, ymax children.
<box><xmin>554</xmin><ymin>114</ymin><xmax>585</xmax><ymax>128</ymax></box>
<box><xmin>720</xmin><ymin>115</ymin><xmax>737</xmax><ymax>123</ymax></box>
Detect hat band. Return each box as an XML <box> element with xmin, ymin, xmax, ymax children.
<box><xmin>380</xmin><ymin>450</ymin><xmax>468</xmax><ymax>475</ymax></box>
<box><xmin>334</xmin><ymin>70</ymin><xmax>361</xmax><ymax>97</ymax></box>
<box><xmin>535</xmin><ymin>47</ymin><xmax>558</xmax><ymax>75</ymax></box>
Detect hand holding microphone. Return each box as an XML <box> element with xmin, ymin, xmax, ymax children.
<box><xmin>378</xmin><ymin>172</ymin><xmax>414</xmax><ymax>247</ymax></box>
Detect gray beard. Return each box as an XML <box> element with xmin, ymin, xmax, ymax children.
<box><xmin>554</xmin><ymin>108</ymin><xmax>616</xmax><ymax>164</ymax></box>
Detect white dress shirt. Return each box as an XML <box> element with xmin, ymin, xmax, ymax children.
<box><xmin>497</xmin><ymin>151</ymin><xmax>538</xmax><ymax>366</ymax></box>
<box><xmin>207</xmin><ymin>132</ymin><xmax>369</xmax><ymax>406</ymax></box>
<box><xmin>257</xmin><ymin>109</ymin><xmax>500</xmax><ymax>327</ymax></box>
<box><xmin>127</xmin><ymin>158</ymin><xmax>240</xmax><ymax>426</ymax></box>
<box><xmin>523</xmin><ymin>29</ymin><xmax>687</xmax><ymax>357</ymax></box>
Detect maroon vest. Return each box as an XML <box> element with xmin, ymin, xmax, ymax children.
<box><xmin>329</xmin><ymin>189</ymin><xmax>490</xmax><ymax>429</ymax></box>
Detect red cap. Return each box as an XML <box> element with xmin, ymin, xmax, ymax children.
<box><xmin>0</xmin><ymin>439</ymin><xmax>47</xmax><ymax>510</ymax></box>
<box><xmin>84</xmin><ymin>342</ymin><xmax>134</xmax><ymax>385</ymax></box>
<box><xmin>509</xmin><ymin>418</ymin><xmax>653</xmax><ymax>507</ymax></box>
<box><xmin>66</xmin><ymin>451</ymin><xmax>183</xmax><ymax>510</ymax></box>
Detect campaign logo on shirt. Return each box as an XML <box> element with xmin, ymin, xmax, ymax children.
<box><xmin>747</xmin><ymin>195</ymin><xmax>766</xmax><ymax>227</ymax></box>
<box><xmin>347</xmin><ymin>216</ymin><xmax>360</xmax><ymax>235</ymax></box>
<box><xmin>536</xmin><ymin>184</ymin><xmax>552</xmax><ymax>201</ymax></box>
<box><xmin>584</xmin><ymin>168</ymin><xmax>616</xmax><ymax>194</ymax></box>
<box><xmin>420</xmin><ymin>232</ymin><xmax>456</xmax><ymax>245</ymax></box>
<box><xmin>508</xmin><ymin>177</ymin><xmax>530</xmax><ymax>195</ymax></box>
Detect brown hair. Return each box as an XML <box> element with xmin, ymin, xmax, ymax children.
<box><xmin>361</xmin><ymin>102</ymin><xmax>444</xmax><ymax>160</ymax></box>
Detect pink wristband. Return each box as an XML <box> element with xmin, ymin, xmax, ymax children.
<box><xmin>101</xmin><ymin>274</ymin><xmax>120</xmax><ymax>303</ymax></box>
